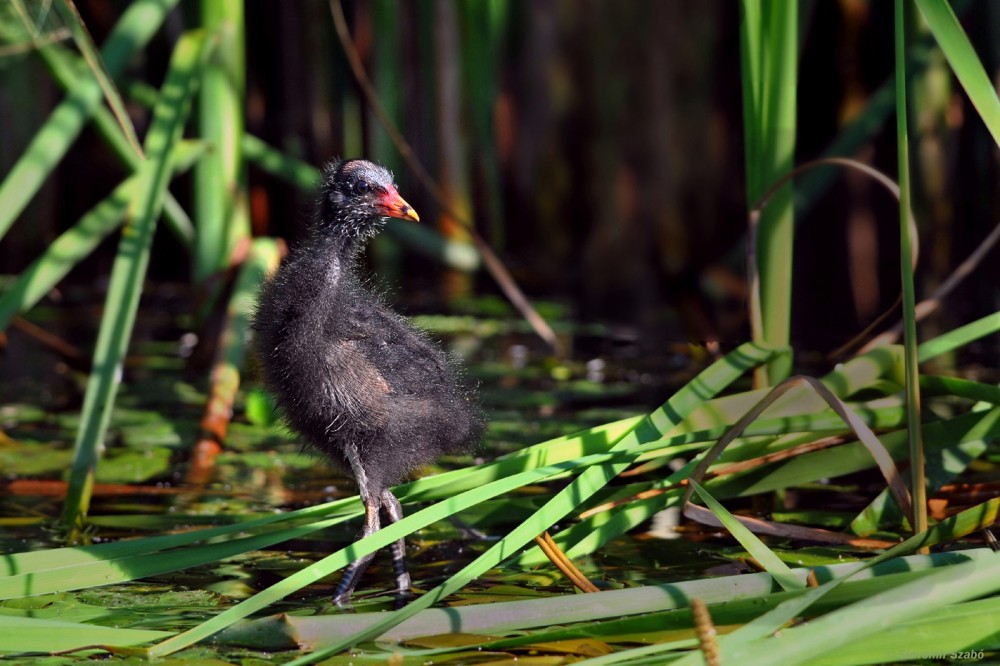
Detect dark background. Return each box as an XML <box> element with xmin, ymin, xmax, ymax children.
<box><xmin>1</xmin><ymin>0</ymin><xmax>998</xmax><ymax>356</ymax></box>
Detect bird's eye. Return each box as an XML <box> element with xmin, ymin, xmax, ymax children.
<box><xmin>354</xmin><ymin>180</ymin><xmax>371</xmax><ymax>194</ymax></box>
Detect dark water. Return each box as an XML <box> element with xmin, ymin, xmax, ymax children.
<box><xmin>1</xmin><ymin>291</ymin><xmax>713</xmax><ymax>595</ymax></box>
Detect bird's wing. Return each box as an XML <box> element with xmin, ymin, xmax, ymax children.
<box><xmin>326</xmin><ymin>339</ymin><xmax>392</xmax><ymax>427</ymax></box>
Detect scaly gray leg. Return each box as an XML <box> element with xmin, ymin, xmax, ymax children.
<box><xmin>334</xmin><ymin>442</ymin><xmax>382</xmax><ymax>605</ymax></box>
<box><xmin>380</xmin><ymin>488</ymin><xmax>411</xmax><ymax>596</ymax></box>
<box><xmin>332</xmin><ymin>492</ymin><xmax>381</xmax><ymax>605</ymax></box>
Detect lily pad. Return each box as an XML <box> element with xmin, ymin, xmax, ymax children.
<box><xmin>94</xmin><ymin>447</ymin><xmax>172</xmax><ymax>483</ymax></box>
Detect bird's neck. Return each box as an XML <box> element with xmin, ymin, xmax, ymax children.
<box><xmin>305</xmin><ymin>225</ymin><xmax>369</xmax><ymax>294</ymax></box>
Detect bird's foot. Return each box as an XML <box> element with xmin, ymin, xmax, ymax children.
<box><xmin>395</xmin><ymin>570</ymin><xmax>411</xmax><ymax>597</ymax></box>
<box><xmin>331</xmin><ymin>592</ymin><xmax>354</xmax><ymax>608</ymax></box>
<box><xmin>392</xmin><ymin>593</ymin><xmax>410</xmax><ymax>611</ymax></box>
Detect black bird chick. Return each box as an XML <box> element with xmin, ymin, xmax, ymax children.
<box><xmin>253</xmin><ymin>159</ymin><xmax>484</xmax><ymax>604</ymax></box>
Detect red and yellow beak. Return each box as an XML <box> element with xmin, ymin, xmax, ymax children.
<box><xmin>379</xmin><ymin>186</ymin><xmax>420</xmax><ymax>222</ymax></box>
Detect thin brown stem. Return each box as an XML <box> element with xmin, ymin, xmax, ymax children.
<box><xmin>747</xmin><ymin>157</ymin><xmax>916</xmax><ymax>381</ymax></box>
<box><xmin>0</xmin><ymin>27</ymin><xmax>71</xmax><ymax>56</ymax></box>
<box><xmin>533</xmin><ymin>531</ymin><xmax>599</xmax><ymax>593</ymax></box>
<box><xmin>11</xmin><ymin>316</ymin><xmax>87</xmax><ymax>370</ymax></box>
<box><xmin>55</xmin><ymin>0</ymin><xmax>144</xmax><ymax>158</ymax></box>
<box><xmin>856</xmin><ymin>219</ymin><xmax>1000</xmax><ymax>354</ymax></box>
<box><xmin>329</xmin><ymin>0</ymin><xmax>560</xmax><ymax>353</ymax></box>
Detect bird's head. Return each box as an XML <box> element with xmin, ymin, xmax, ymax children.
<box><xmin>317</xmin><ymin>159</ymin><xmax>419</xmax><ymax>240</ymax></box>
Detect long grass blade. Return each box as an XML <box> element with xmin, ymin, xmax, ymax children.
<box><xmin>36</xmin><ymin>40</ymin><xmax>195</xmax><ymax>247</ymax></box>
<box><xmin>146</xmin><ymin>448</ymin><xmax>652</xmax><ymax>656</ymax></box>
<box><xmin>2</xmin><ymin>432</ymin><xmax>704</xmax><ymax>600</ymax></box>
<box><xmin>279</xmin><ymin>343</ymin><xmax>780</xmax><ymax>664</ymax></box>
<box><xmin>914</xmin><ymin>0</ymin><xmax>1000</xmax><ymax>147</ymax></box>
<box><xmin>59</xmin><ymin>30</ymin><xmax>214</xmax><ymax>531</ymax></box>
<box><xmin>149</xmin><ymin>343</ymin><xmax>779</xmax><ymax>659</ymax></box>
<box><xmin>795</xmin><ymin>0</ymin><xmax>975</xmax><ymax>210</ymax></box>
<box><xmin>894</xmin><ymin>0</ymin><xmax>927</xmax><ymax>536</ymax></box>
<box><xmin>0</xmin><ymin>0</ymin><xmax>178</xmax><ymax>241</ymax></box>
<box><xmin>850</xmin><ymin>403</ymin><xmax>1000</xmax><ymax>535</ymax></box>
<box><xmin>2</xmin><ymin>416</ymin><xmax>643</xmax><ymax>578</ymax></box>
<box><xmin>0</xmin><ymin>141</ymin><xmax>205</xmax><ymax>332</ymax></box>
<box><xmin>682</xmin><ymin>375</ymin><xmax>911</xmax><ymax>522</ymax></box>
<box><xmin>688</xmin><ymin>480</ymin><xmax>802</xmax><ymax>592</ymax></box>
<box><xmin>678</xmin><ymin>499</ymin><xmax>1000</xmax><ymax>666</ymax></box>
<box><xmin>918</xmin><ymin>310</ymin><xmax>1000</xmax><ymax>362</ymax></box>
<box><xmin>0</xmin><ymin>616</ymin><xmax>170</xmax><ymax>653</ymax></box>
<box><xmin>0</xmin><ymin>513</ymin><xmax>353</xmax><ymax>599</ymax></box>
<box><xmin>803</xmin><ymin>597</ymin><xmax>1000</xmax><ymax>665</ymax></box>
<box><xmin>214</xmin><ymin>550</ymin><xmax>987</xmax><ymax>651</ymax></box>
<box><xmin>193</xmin><ymin>0</ymin><xmax>247</xmax><ymax>284</ymax></box>
<box><xmin>730</xmin><ymin>548</ymin><xmax>1000</xmax><ymax>666</ymax></box>
<box><xmin>741</xmin><ymin>0</ymin><xmax>797</xmax><ymax>386</ymax></box>
<box><xmin>53</xmin><ymin>0</ymin><xmax>143</xmax><ymax>156</ymax></box>
<box><xmin>524</xmin><ymin>393</ymin><xmax>995</xmax><ymax>567</ymax></box>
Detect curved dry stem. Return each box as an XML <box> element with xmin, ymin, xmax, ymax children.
<box><xmin>857</xmin><ymin>219</ymin><xmax>1000</xmax><ymax>354</ymax></box>
<box><xmin>533</xmin><ymin>531</ymin><xmax>600</xmax><ymax>593</ymax></box>
<box><xmin>0</xmin><ymin>25</ymin><xmax>71</xmax><ymax>55</ymax></box>
<box><xmin>683</xmin><ymin>504</ymin><xmax>896</xmax><ymax>548</ymax></box>
<box><xmin>578</xmin><ymin>437</ymin><xmax>848</xmax><ymax>521</ymax></box>
<box><xmin>681</xmin><ymin>374</ymin><xmax>914</xmax><ymax>535</ymax></box>
<box><xmin>748</xmin><ymin>157</ymin><xmax>917</xmax><ymax>371</ymax></box>
<box><xmin>827</xmin><ymin>294</ymin><xmax>903</xmax><ymax>361</ymax></box>
<box><xmin>329</xmin><ymin>0</ymin><xmax>560</xmax><ymax>354</ymax></box>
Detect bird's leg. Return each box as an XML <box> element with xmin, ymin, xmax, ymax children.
<box><xmin>332</xmin><ymin>490</ymin><xmax>381</xmax><ymax>605</ymax></box>
<box><xmin>380</xmin><ymin>488</ymin><xmax>411</xmax><ymax>596</ymax></box>
<box><xmin>334</xmin><ymin>443</ymin><xmax>384</xmax><ymax>605</ymax></box>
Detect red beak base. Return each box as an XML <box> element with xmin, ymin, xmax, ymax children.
<box><xmin>379</xmin><ymin>187</ymin><xmax>420</xmax><ymax>222</ymax></box>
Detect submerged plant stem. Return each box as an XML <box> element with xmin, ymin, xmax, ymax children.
<box><xmin>895</xmin><ymin>0</ymin><xmax>927</xmax><ymax>537</ymax></box>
